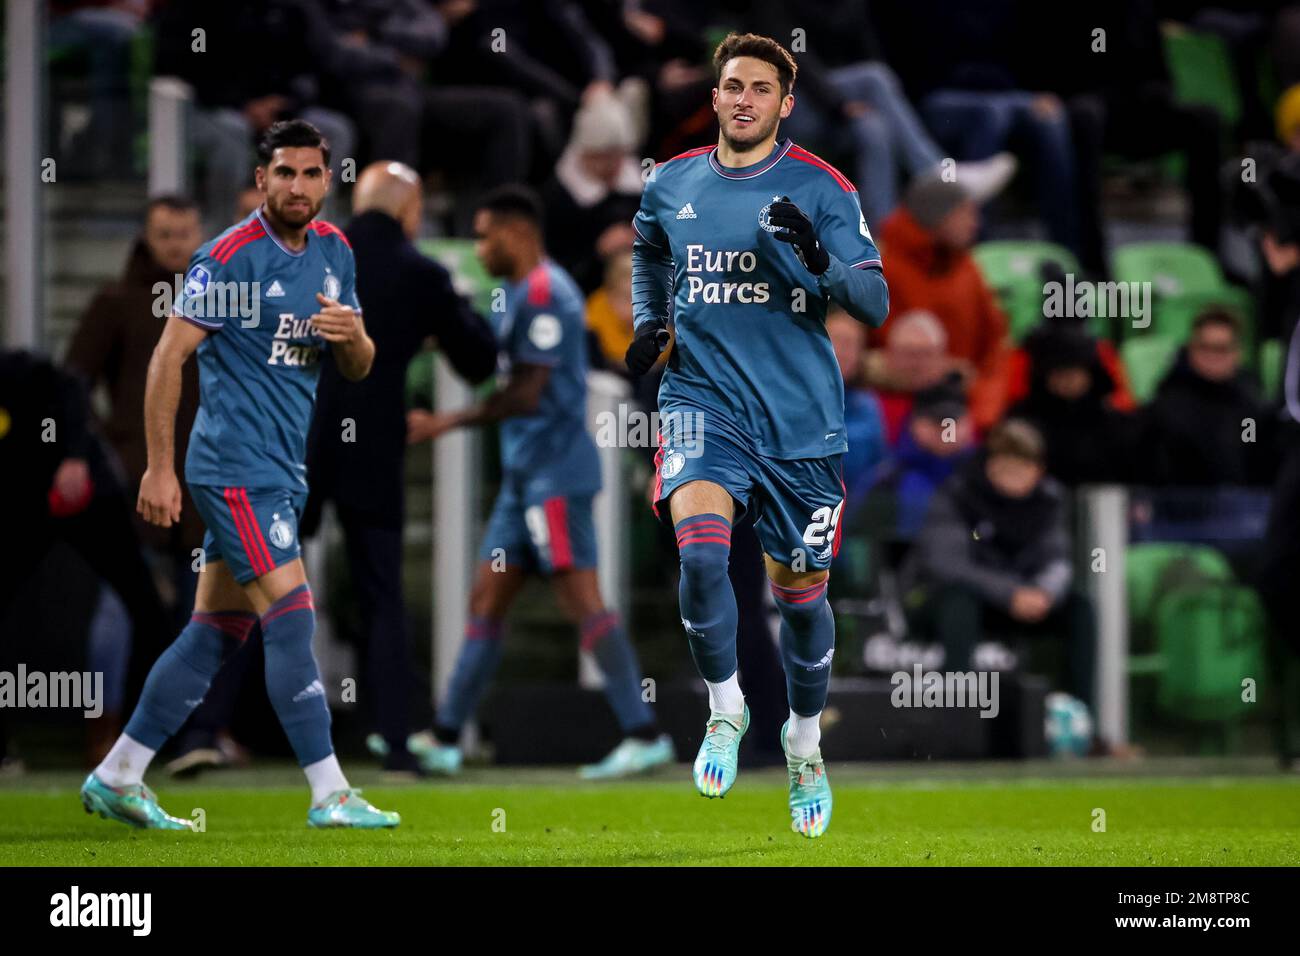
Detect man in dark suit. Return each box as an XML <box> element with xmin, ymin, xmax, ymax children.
<box><xmin>304</xmin><ymin>160</ymin><xmax>497</xmax><ymax>774</ymax></box>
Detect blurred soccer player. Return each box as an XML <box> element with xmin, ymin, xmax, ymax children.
<box><xmin>407</xmin><ymin>185</ymin><xmax>673</xmax><ymax>780</ymax></box>
<box><xmin>627</xmin><ymin>33</ymin><xmax>889</xmax><ymax>837</ymax></box>
<box><xmin>81</xmin><ymin>120</ymin><xmax>399</xmax><ymax>830</ymax></box>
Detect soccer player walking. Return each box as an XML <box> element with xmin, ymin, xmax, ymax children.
<box><xmin>626</xmin><ymin>34</ymin><xmax>890</xmax><ymax>837</ymax></box>
<box><xmin>407</xmin><ymin>186</ymin><xmax>673</xmax><ymax>780</ymax></box>
<box><xmin>81</xmin><ymin>120</ymin><xmax>400</xmax><ymax>829</ymax></box>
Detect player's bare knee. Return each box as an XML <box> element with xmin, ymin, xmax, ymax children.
<box><xmin>669</xmin><ymin>480</ymin><xmax>734</xmax><ymax>525</ymax></box>
<box><xmin>765</xmin><ymin>556</ymin><xmax>828</xmax><ymax>591</ymax></box>
<box><xmin>193</xmin><ymin>560</ymin><xmax>252</xmax><ymax>614</ymax></box>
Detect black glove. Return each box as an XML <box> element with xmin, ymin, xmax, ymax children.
<box><xmin>769</xmin><ymin>196</ymin><xmax>830</xmax><ymax>275</ymax></box>
<box><xmin>625</xmin><ymin>321</ymin><xmax>672</xmax><ymax>376</ymax></box>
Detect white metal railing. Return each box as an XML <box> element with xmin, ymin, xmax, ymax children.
<box><xmin>4</xmin><ymin>0</ymin><xmax>43</xmax><ymax>349</ymax></box>
<box><xmin>147</xmin><ymin>76</ymin><xmax>191</xmax><ymax>196</ymax></box>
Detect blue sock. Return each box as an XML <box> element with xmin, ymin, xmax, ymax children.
<box><xmin>124</xmin><ymin>611</ymin><xmax>256</xmax><ymax>749</ymax></box>
<box><xmin>771</xmin><ymin>578</ymin><xmax>835</xmax><ymax>717</ymax></box>
<box><xmin>260</xmin><ymin>585</ymin><xmax>332</xmax><ymax>767</ymax></box>
<box><xmin>675</xmin><ymin>514</ymin><xmax>738</xmax><ymax>683</ymax></box>
<box><xmin>434</xmin><ymin>616</ymin><xmax>505</xmax><ymax>740</ymax></box>
<box><xmin>581</xmin><ymin>610</ymin><xmax>654</xmax><ymax>734</ymax></box>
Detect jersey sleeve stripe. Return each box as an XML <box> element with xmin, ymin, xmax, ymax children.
<box><xmin>526</xmin><ymin>264</ymin><xmax>552</xmax><ymax>305</ymax></box>
<box><xmin>310</xmin><ymin>220</ymin><xmax>352</xmax><ymax>248</ymax></box>
<box><xmin>788</xmin><ymin>145</ymin><xmax>857</xmax><ymax>192</ymax></box>
<box><xmin>214</xmin><ymin>223</ymin><xmax>267</xmax><ymax>263</ymax></box>
<box><xmin>667</xmin><ymin>145</ymin><xmax>715</xmax><ymax>163</ymax></box>
<box><xmin>214</xmin><ymin>227</ymin><xmax>267</xmax><ymax>264</ymax></box>
<box><xmin>211</xmin><ymin>221</ymin><xmax>262</xmax><ymax>261</ymax></box>
<box><xmin>851</xmin><ymin>258</ymin><xmax>883</xmax><ymax>269</ymax></box>
<box><xmin>174</xmin><ymin>310</ymin><xmax>222</xmax><ymax>330</ymax></box>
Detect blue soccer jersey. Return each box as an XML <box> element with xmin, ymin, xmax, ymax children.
<box><xmin>631</xmin><ymin>138</ymin><xmax>888</xmax><ymax>460</ymax></box>
<box><xmin>173</xmin><ymin>208</ymin><xmax>361</xmax><ymax>491</ymax></box>
<box><xmin>492</xmin><ymin>260</ymin><xmax>601</xmax><ymax>500</ymax></box>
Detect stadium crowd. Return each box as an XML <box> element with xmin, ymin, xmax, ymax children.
<box><xmin>7</xmin><ymin>0</ymin><xmax>1300</xmax><ymax>770</ymax></box>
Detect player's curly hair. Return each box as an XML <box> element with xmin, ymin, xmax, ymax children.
<box><xmin>712</xmin><ymin>32</ymin><xmax>797</xmax><ymax>98</ymax></box>
<box><xmin>256</xmin><ymin>119</ymin><xmax>330</xmax><ymax>168</ymax></box>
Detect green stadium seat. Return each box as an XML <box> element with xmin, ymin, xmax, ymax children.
<box><xmin>1154</xmin><ymin>584</ymin><xmax>1267</xmax><ymax>725</ymax></box>
<box><xmin>1112</xmin><ymin>242</ymin><xmax>1226</xmax><ymax>299</ymax></box>
<box><xmin>1125</xmin><ymin>542</ymin><xmax>1233</xmax><ymax>673</ymax></box>
<box><xmin>1257</xmin><ymin>338</ymin><xmax>1284</xmax><ymax>402</ymax></box>
<box><xmin>1161</xmin><ymin>25</ymin><xmax>1242</xmax><ymax>128</ymax></box>
<box><xmin>972</xmin><ymin>241</ymin><xmax>1081</xmax><ymax>342</ymax></box>
<box><xmin>1111</xmin><ymin>243</ymin><xmax>1254</xmax><ymax>348</ymax></box>
<box><xmin>1121</xmin><ymin>336</ymin><xmax>1180</xmax><ymax>403</ymax></box>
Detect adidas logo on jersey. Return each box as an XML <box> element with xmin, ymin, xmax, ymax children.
<box><xmin>266</xmin><ymin>280</ymin><xmax>286</xmax><ymax>298</ymax></box>
<box><xmin>676</xmin><ymin>203</ymin><xmax>698</xmax><ymax>220</ymax></box>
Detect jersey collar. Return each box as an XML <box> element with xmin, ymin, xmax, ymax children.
<box><xmin>708</xmin><ymin>138</ymin><xmax>792</xmax><ymax>180</ymax></box>
<box><xmin>256</xmin><ymin>206</ymin><xmax>309</xmax><ymax>258</ymax></box>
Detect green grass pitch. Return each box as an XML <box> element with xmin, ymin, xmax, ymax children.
<box><xmin>2</xmin><ymin>764</ymin><xmax>1297</xmax><ymax>866</ymax></box>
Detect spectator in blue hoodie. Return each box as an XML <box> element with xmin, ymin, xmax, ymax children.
<box><xmin>872</xmin><ymin>372</ymin><xmax>976</xmax><ymax>539</ymax></box>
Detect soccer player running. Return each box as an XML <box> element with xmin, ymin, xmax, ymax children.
<box><xmin>626</xmin><ymin>34</ymin><xmax>889</xmax><ymax>837</ymax></box>
<box><xmin>81</xmin><ymin>120</ymin><xmax>400</xmax><ymax>830</ymax></box>
<box><xmin>406</xmin><ymin>185</ymin><xmax>673</xmax><ymax>779</ymax></box>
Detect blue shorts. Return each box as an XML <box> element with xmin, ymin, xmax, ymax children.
<box><xmin>478</xmin><ymin>483</ymin><xmax>598</xmax><ymax>574</ymax></box>
<box><xmin>653</xmin><ymin>423</ymin><xmax>845</xmax><ymax>571</ymax></box>
<box><xmin>189</xmin><ymin>484</ymin><xmax>308</xmax><ymax>584</ymax></box>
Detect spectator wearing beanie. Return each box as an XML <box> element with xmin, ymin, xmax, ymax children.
<box><xmin>1007</xmin><ymin>322</ymin><xmax>1139</xmax><ymax>486</ymax></box>
<box><xmin>541</xmin><ymin>92</ymin><xmax>645</xmax><ymax>294</ymax></box>
<box><xmin>869</xmin><ymin>165</ymin><xmax>1016</xmax><ymax>431</ymax></box>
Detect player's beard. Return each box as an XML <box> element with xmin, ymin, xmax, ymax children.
<box><xmin>268</xmin><ymin>194</ymin><xmax>321</xmax><ymax>228</ymax></box>
<box><xmin>720</xmin><ymin>111</ymin><xmax>780</xmax><ymax>153</ymax></box>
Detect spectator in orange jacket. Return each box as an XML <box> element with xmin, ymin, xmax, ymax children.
<box><xmin>870</xmin><ymin>167</ymin><xmax>1014</xmax><ymax>430</ymax></box>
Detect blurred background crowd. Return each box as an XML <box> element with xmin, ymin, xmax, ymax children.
<box><xmin>3</xmin><ymin>0</ymin><xmax>1300</xmax><ymax>773</ymax></box>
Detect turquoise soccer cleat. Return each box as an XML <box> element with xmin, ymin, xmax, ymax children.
<box><xmin>692</xmin><ymin>705</ymin><xmax>749</xmax><ymax>797</ymax></box>
<box><xmin>781</xmin><ymin>720</ymin><xmax>832</xmax><ymax>838</ymax></box>
<box><xmin>307</xmin><ymin>789</ymin><xmax>400</xmax><ymax>829</ymax></box>
<box><xmin>406</xmin><ymin>731</ymin><xmax>462</xmax><ymax>776</ymax></box>
<box><xmin>80</xmin><ymin>773</ymin><xmax>193</xmax><ymax>830</ymax></box>
<box><xmin>579</xmin><ymin>734</ymin><xmax>675</xmax><ymax>780</ymax></box>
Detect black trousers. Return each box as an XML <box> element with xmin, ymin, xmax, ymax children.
<box><xmin>916</xmin><ymin>582</ymin><xmax>1098</xmax><ymax>711</ymax></box>
<box><xmin>1257</xmin><ymin>442</ymin><xmax>1300</xmax><ymax>657</ymax></box>
<box><xmin>336</xmin><ymin>504</ymin><xmax>416</xmax><ymax>756</ymax></box>
<box><xmin>0</xmin><ymin>492</ymin><xmax>172</xmax><ymax>761</ymax></box>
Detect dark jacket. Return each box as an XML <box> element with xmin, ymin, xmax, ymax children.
<box><xmin>1007</xmin><ymin>345</ymin><xmax>1139</xmax><ymax>487</ymax></box>
<box><xmin>305</xmin><ymin>210</ymin><xmax>497</xmax><ymax>527</ymax></box>
<box><xmin>1141</xmin><ymin>349</ymin><xmax>1276</xmax><ymax>486</ymax></box>
<box><xmin>0</xmin><ymin>350</ymin><xmax>117</xmax><ymax>525</ymax></box>
<box><xmin>64</xmin><ymin>239</ymin><xmax>204</xmax><ymax>552</ymax></box>
<box><xmin>904</xmin><ymin>453</ymin><xmax>1073</xmax><ymax>611</ymax></box>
